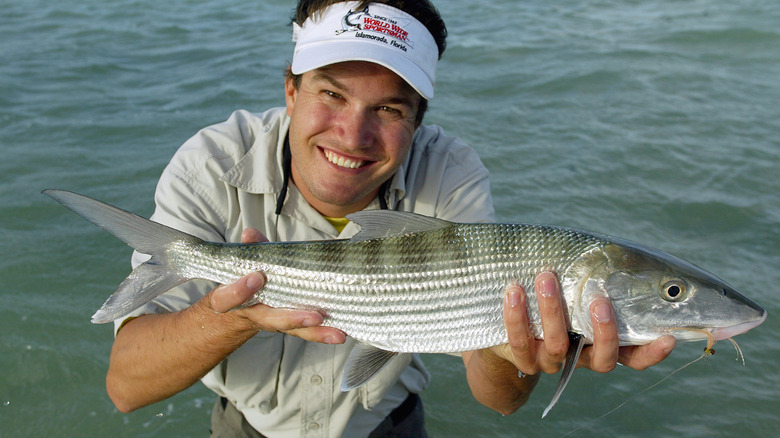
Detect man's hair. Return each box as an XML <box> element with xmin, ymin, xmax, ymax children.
<box><xmin>286</xmin><ymin>0</ymin><xmax>448</xmax><ymax>125</ymax></box>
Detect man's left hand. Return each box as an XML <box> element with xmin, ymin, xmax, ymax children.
<box><xmin>494</xmin><ymin>272</ymin><xmax>676</xmax><ymax>375</ymax></box>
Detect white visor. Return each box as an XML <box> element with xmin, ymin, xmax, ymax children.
<box><xmin>291</xmin><ymin>2</ymin><xmax>438</xmax><ymax>99</ymax></box>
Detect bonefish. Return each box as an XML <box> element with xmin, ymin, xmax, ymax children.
<box><xmin>43</xmin><ymin>189</ymin><xmax>767</xmax><ymax>417</ymax></box>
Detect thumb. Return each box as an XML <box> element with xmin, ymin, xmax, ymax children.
<box><xmin>209</xmin><ymin>272</ymin><xmax>266</xmax><ymax>313</ymax></box>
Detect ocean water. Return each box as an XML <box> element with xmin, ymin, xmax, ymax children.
<box><xmin>1</xmin><ymin>0</ymin><xmax>778</xmax><ymax>436</ymax></box>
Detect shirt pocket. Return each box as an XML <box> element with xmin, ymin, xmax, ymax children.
<box><xmin>222</xmin><ymin>331</ymin><xmax>285</xmax><ymax>414</ymax></box>
<box><xmin>358</xmin><ymin>353</ymin><xmax>413</xmax><ymax>410</ymax></box>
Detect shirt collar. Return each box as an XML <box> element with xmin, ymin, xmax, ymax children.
<box><xmin>220</xmin><ymin>108</ymin><xmax>290</xmax><ymax>195</ymax></box>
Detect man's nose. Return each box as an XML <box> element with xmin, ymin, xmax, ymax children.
<box><xmin>338</xmin><ymin>108</ymin><xmax>376</xmax><ymax>150</ymax></box>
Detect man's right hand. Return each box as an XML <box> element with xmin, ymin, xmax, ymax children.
<box><xmin>106</xmin><ymin>228</ymin><xmax>344</xmax><ymax>413</ymax></box>
<box><xmin>204</xmin><ymin>227</ymin><xmax>346</xmax><ymax>344</ymax></box>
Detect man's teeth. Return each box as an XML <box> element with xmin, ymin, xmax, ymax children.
<box><xmin>324</xmin><ymin>150</ymin><xmax>365</xmax><ymax>169</ymax></box>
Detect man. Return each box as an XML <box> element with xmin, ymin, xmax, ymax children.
<box><xmin>106</xmin><ymin>1</ymin><xmax>676</xmax><ymax>436</ymax></box>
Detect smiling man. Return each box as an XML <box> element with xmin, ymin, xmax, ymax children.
<box><xmin>104</xmin><ymin>1</ymin><xmax>675</xmax><ymax>437</ymax></box>
<box><xmin>285</xmin><ymin>62</ymin><xmax>419</xmax><ymax>218</ymax></box>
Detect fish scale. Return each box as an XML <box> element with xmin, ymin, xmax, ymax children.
<box><xmin>42</xmin><ymin>189</ymin><xmax>767</xmax><ymax>417</ymax></box>
<box><xmin>171</xmin><ymin>223</ymin><xmax>603</xmax><ymax>353</ymax></box>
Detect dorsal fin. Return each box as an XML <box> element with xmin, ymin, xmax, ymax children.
<box><xmin>345</xmin><ymin>211</ymin><xmax>452</xmax><ymax>242</ymax></box>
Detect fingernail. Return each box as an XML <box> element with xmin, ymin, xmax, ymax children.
<box><xmin>323</xmin><ymin>335</ymin><xmax>340</xmax><ymax>344</ymax></box>
<box><xmin>301</xmin><ymin>317</ymin><xmax>318</xmax><ymax>328</ymax></box>
<box><xmin>538</xmin><ymin>275</ymin><xmax>557</xmax><ymax>298</ymax></box>
<box><xmin>594</xmin><ymin>302</ymin><xmax>612</xmax><ymax>323</ymax></box>
<box><xmin>245</xmin><ymin>273</ymin><xmax>264</xmax><ymax>291</ymax></box>
<box><xmin>506</xmin><ymin>290</ymin><xmax>522</xmax><ymax>308</ymax></box>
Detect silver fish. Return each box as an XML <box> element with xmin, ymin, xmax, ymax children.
<box><xmin>43</xmin><ymin>189</ymin><xmax>766</xmax><ymax>417</ymax></box>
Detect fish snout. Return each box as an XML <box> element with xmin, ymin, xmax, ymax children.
<box><xmin>711</xmin><ymin>308</ymin><xmax>767</xmax><ymax>341</ymax></box>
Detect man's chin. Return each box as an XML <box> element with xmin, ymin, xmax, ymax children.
<box><xmin>311</xmin><ymin>189</ymin><xmax>377</xmax><ymax>215</ymax></box>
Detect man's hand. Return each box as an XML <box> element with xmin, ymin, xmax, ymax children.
<box><xmin>202</xmin><ymin>227</ymin><xmax>346</xmax><ymax>345</ymax></box>
<box><xmin>463</xmin><ymin>272</ymin><xmax>676</xmax><ymax>415</ymax></box>
<box><xmin>495</xmin><ymin>272</ymin><xmax>676</xmax><ymax>374</ymax></box>
<box><xmin>107</xmin><ymin>228</ymin><xmax>345</xmax><ymax>413</ymax></box>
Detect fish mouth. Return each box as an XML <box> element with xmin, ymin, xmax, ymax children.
<box><xmin>672</xmin><ymin>309</ymin><xmax>768</xmax><ymax>344</ymax></box>
<box><xmin>711</xmin><ymin>309</ymin><xmax>768</xmax><ymax>341</ymax></box>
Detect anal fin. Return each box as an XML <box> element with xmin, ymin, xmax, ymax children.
<box><xmin>542</xmin><ymin>332</ymin><xmax>585</xmax><ymax>418</ymax></box>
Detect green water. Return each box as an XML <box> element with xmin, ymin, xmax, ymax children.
<box><xmin>2</xmin><ymin>0</ymin><xmax>778</xmax><ymax>436</ymax></box>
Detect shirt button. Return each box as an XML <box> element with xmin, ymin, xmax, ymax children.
<box><xmin>308</xmin><ymin>422</ymin><xmax>320</xmax><ymax>431</ymax></box>
<box><xmin>310</xmin><ymin>375</ymin><xmax>323</xmax><ymax>385</ymax></box>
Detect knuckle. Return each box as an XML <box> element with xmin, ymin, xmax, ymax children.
<box><xmin>621</xmin><ymin>357</ymin><xmax>649</xmax><ymax>371</ymax></box>
<box><xmin>592</xmin><ymin>362</ymin><xmax>617</xmax><ymax>373</ymax></box>
<box><xmin>545</xmin><ymin>340</ymin><xmax>569</xmax><ymax>359</ymax></box>
<box><xmin>541</xmin><ymin>362</ymin><xmax>562</xmax><ymax>375</ymax></box>
<box><xmin>508</xmin><ymin>337</ymin><xmax>532</xmax><ymax>352</ymax></box>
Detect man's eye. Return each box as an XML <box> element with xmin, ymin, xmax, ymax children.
<box><xmin>323</xmin><ymin>90</ymin><xmax>342</xmax><ymax>99</ymax></box>
<box><xmin>379</xmin><ymin>106</ymin><xmax>401</xmax><ymax>115</ymax></box>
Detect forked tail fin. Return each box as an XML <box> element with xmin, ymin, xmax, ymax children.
<box><xmin>43</xmin><ymin>189</ymin><xmax>200</xmax><ymax>323</ymax></box>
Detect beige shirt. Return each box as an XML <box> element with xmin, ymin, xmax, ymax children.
<box><xmin>117</xmin><ymin>108</ymin><xmax>494</xmax><ymax>437</ymax></box>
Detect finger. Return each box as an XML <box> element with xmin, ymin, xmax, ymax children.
<box><xmin>284</xmin><ymin>326</ymin><xmax>347</xmax><ymax>345</ymax></box>
<box><xmin>503</xmin><ymin>283</ymin><xmax>538</xmax><ymax>373</ymax></box>
<box><xmin>618</xmin><ymin>335</ymin><xmax>676</xmax><ymax>370</ymax></box>
<box><xmin>245</xmin><ymin>304</ymin><xmax>347</xmax><ymax>344</ymax></box>
<box><xmin>535</xmin><ymin>272</ymin><xmax>568</xmax><ymax>372</ymax></box>
<box><xmin>210</xmin><ymin>272</ymin><xmax>266</xmax><ymax>313</ymax></box>
<box><xmin>246</xmin><ymin>303</ymin><xmax>323</xmax><ymax>330</ymax></box>
<box><xmin>583</xmin><ymin>297</ymin><xmax>619</xmax><ymax>372</ymax></box>
<box><xmin>242</xmin><ymin>227</ymin><xmax>269</xmax><ymax>244</ymax></box>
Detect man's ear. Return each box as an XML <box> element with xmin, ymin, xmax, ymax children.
<box><xmin>284</xmin><ymin>76</ymin><xmax>297</xmax><ymax>117</ymax></box>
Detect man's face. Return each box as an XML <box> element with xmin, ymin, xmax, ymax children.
<box><xmin>285</xmin><ymin>61</ymin><xmax>420</xmax><ymax>218</ymax></box>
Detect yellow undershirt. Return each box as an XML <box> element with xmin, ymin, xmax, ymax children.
<box><xmin>323</xmin><ymin>215</ymin><xmax>350</xmax><ymax>234</ymax></box>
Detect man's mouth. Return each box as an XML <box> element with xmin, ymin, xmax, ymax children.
<box><xmin>324</xmin><ymin>149</ymin><xmax>367</xmax><ymax>169</ymax></box>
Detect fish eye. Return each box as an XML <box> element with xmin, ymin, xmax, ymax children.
<box><xmin>660</xmin><ymin>279</ymin><xmax>688</xmax><ymax>302</ymax></box>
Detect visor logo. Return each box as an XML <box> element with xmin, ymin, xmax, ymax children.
<box><xmin>336</xmin><ymin>6</ymin><xmax>415</xmax><ymax>50</ymax></box>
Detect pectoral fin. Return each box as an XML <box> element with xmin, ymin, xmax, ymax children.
<box><xmin>340</xmin><ymin>343</ymin><xmax>399</xmax><ymax>392</ymax></box>
<box><xmin>542</xmin><ymin>332</ymin><xmax>585</xmax><ymax>418</ymax></box>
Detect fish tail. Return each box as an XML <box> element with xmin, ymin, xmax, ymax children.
<box><xmin>43</xmin><ymin>189</ymin><xmax>198</xmax><ymax>324</ymax></box>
